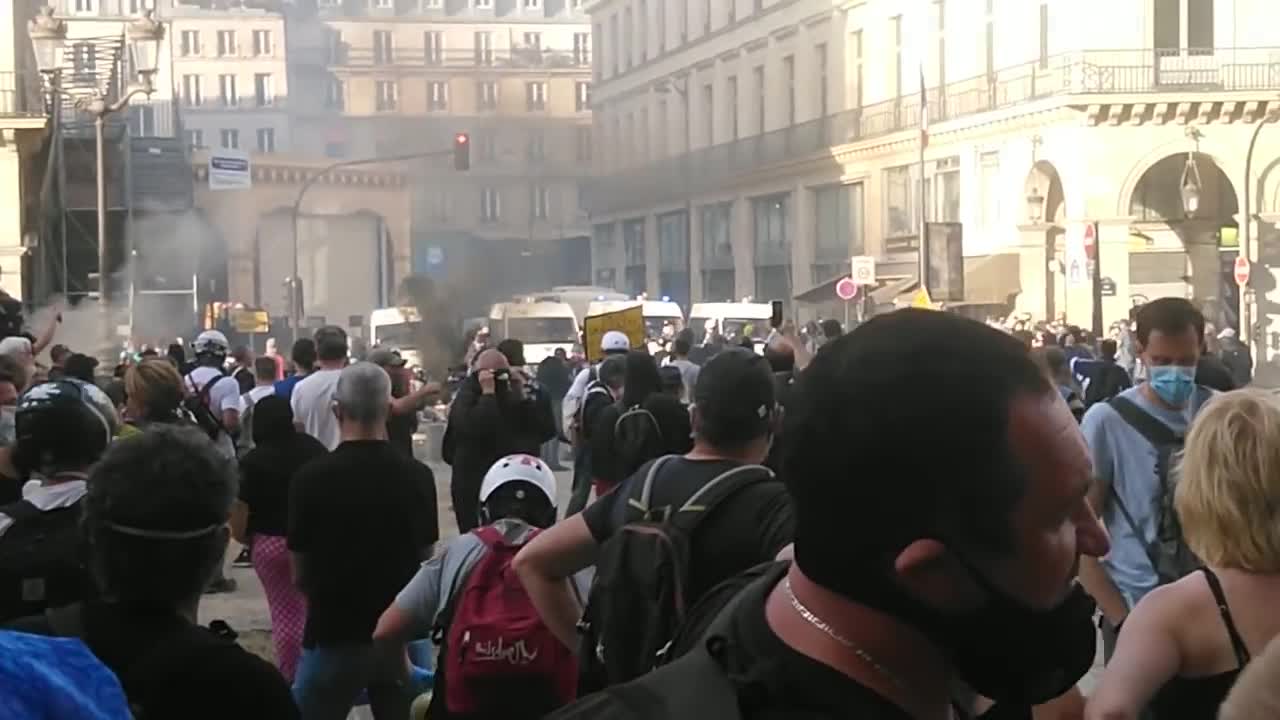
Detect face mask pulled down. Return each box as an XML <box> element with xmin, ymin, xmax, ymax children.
<box><xmin>1147</xmin><ymin>364</ymin><xmax>1196</xmax><ymax>407</ymax></box>
<box><xmin>844</xmin><ymin>553</ymin><xmax>1097</xmax><ymax>706</ymax></box>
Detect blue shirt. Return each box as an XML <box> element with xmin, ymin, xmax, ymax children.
<box><xmin>0</xmin><ymin>630</ymin><xmax>131</xmax><ymax>719</ymax></box>
<box><xmin>1080</xmin><ymin>384</ymin><xmax>1213</xmax><ymax>608</ymax></box>
<box><xmin>273</xmin><ymin>374</ymin><xmax>303</xmax><ymax>403</ymax></box>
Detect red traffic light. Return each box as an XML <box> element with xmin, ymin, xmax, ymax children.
<box><xmin>453</xmin><ymin>132</ymin><xmax>470</xmax><ymax>170</ymax></box>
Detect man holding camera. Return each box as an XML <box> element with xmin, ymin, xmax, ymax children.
<box><xmin>443</xmin><ymin>347</ymin><xmax>556</xmax><ymax>532</ymax></box>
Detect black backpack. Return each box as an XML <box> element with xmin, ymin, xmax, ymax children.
<box><xmin>183</xmin><ymin>373</ymin><xmax>227</xmax><ymax>442</ymax></box>
<box><xmin>576</xmin><ymin>455</ymin><xmax>773</xmax><ymax>694</ymax></box>
<box><xmin>0</xmin><ymin>499</ymin><xmax>89</xmax><ymax>623</ymax></box>
<box><xmin>1107</xmin><ymin>396</ymin><xmax>1201</xmax><ymax>585</ymax></box>
<box><xmin>612</xmin><ymin>401</ymin><xmax>663</xmax><ymax>475</ymax></box>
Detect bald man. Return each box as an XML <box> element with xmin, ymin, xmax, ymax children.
<box><xmin>442</xmin><ymin>348</ymin><xmax>555</xmax><ymax>532</ymax></box>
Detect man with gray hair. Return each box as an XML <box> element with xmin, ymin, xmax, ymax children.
<box><xmin>288</xmin><ymin>362</ymin><xmax>439</xmax><ymax>720</ymax></box>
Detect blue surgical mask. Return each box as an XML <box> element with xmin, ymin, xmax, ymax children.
<box><xmin>1148</xmin><ymin>364</ymin><xmax>1197</xmax><ymax>407</ymax></box>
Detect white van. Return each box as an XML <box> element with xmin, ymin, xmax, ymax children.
<box><xmin>688</xmin><ymin>302</ymin><xmax>774</xmax><ymax>353</ymax></box>
<box><xmin>369</xmin><ymin>306</ymin><xmax>424</xmax><ymax>368</ymax></box>
<box><xmin>488</xmin><ymin>301</ymin><xmax>580</xmax><ymax>366</ymax></box>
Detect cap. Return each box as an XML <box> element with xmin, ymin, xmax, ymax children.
<box><xmin>496</xmin><ymin>338</ymin><xmax>527</xmax><ymax>367</ymax></box>
<box><xmin>694</xmin><ymin>348</ymin><xmax>775</xmax><ymax>434</ymax></box>
<box><xmin>368</xmin><ymin>348</ymin><xmax>406</xmax><ymax>367</ymax></box>
<box><xmin>601</xmin><ymin>330</ymin><xmax>631</xmax><ymax>353</ymax></box>
<box><xmin>1219</xmin><ymin>328</ymin><xmax>1237</xmax><ymax>340</ymax></box>
<box><xmin>0</xmin><ymin>336</ymin><xmax>32</xmax><ymax>358</ymax></box>
<box><xmin>479</xmin><ymin>454</ymin><xmax>557</xmax><ymax>506</ymax></box>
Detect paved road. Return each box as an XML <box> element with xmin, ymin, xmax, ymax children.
<box><xmin>200</xmin><ymin>450</ymin><xmax>1103</xmax><ymax>715</ymax></box>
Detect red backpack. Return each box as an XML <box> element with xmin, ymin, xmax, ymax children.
<box><xmin>443</xmin><ymin>525</ymin><xmax>577</xmax><ymax>717</ymax></box>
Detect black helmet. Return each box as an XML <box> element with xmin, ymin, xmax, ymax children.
<box><xmin>13</xmin><ymin>380</ymin><xmax>115</xmax><ymax>475</ymax></box>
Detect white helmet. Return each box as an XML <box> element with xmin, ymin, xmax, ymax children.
<box><xmin>479</xmin><ymin>454</ymin><xmax>557</xmax><ymax>507</ymax></box>
<box><xmin>192</xmin><ymin>329</ymin><xmax>229</xmax><ymax>357</ymax></box>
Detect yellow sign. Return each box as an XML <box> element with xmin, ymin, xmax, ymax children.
<box><xmin>911</xmin><ymin>288</ymin><xmax>937</xmax><ymax>310</ymax></box>
<box><xmin>229</xmin><ymin>308</ymin><xmax>270</xmax><ymax>334</ymax></box>
<box><xmin>583</xmin><ymin>306</ymin><xmax>645</xmax><ymax>363</ymax></box>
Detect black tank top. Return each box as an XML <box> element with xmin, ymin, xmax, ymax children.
<box><xmin>1149</xmin><ymin>567</ymin><xmax>1251</xmax><ymax>719</ymax></box>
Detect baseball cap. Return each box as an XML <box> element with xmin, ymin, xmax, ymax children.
<box><xmin>479</xmin><ymin>454</ymin><xmax>557</xmax><ymax>506</ymax></box>
<box><xmin>694</xmin><ymin>348</ymin><xmax>775</xmax><ymax>435</ymax></box>
<box><xmin>368</xmin><ymin>347</ymin><xmax>406</xmax><ymax>367</ymax></box>
<box><xmin>601</xmin><ymin>330</ymin><xmax>631</xmax><ymax>353</ymax></box>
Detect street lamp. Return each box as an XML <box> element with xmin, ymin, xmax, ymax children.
<box><xmin>30</xmin><ymin>6</ymin><xmax>164</xmax><ymax>368</ymax></box>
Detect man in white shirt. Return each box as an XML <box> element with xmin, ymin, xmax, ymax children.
<box><xmin>291</xmin><ymin>326</ymin><xmax>349</xmax><ymax>450</ymax></box>
<box><xmin>182</xmin><ymin>330</ymin><xmax>241</xmax><ymax>460</ymax></box>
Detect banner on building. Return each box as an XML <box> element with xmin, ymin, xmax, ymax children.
<box><xmin>208</xmin><ymin>149</ymin><xmax>252</xmax><ymax>191</ymax></box>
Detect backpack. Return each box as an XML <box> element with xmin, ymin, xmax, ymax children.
<box><xmin>576</xmin><ymin>456</ymin><xmax>773</xmax><ymax>693</ymax></box>
<box><xmin>0</xmin><ymin>499</ymin><xmax>89</xmax><ymax>623</ymax></box>
<box><xmin>568</xmin><ymin>378</ymin><xmax>612</xmax><ymax>445</ymax></box>
<box><xmin>184</xmin><ymin>373</ymin><xmax>227</xmax><ymax>442</ymax></box>
<box><xmin>612</xmin><ymin>402</ymin><xmax>663</xmax><ymax>475</ymax></box>
<box><xmin>1107</xmin><ymin>396</ymin><xmax>1201</xmax><ymax>585</ymax></box>
<box><xmin>441</xmin><ymin>525</ymin><xmax>577</xmax><ymax>717</ymax></box>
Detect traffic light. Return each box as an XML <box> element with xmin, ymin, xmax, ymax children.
<box><xmin>453</xmin><ymin>133</ymin><xmax>470</xmax><ymax>171</ymax></box>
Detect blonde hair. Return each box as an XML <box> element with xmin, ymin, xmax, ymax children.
<box><xmin>1174</xmin><ymin>389</ymin><xmax>1280</xmax><ymax>572</ymax></box>
<box><xmin>125</xmin><ymin>358</ymin><xmax>184</xmax><ymax>419</ymax></box>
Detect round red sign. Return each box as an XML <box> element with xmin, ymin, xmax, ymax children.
<box><xmin>835</xmin><ymin>277</ymin><xmax>859</xmax><ymax>301</ymax></box>
<box><xmin>1234</xmin><ymin>256</ymin><xmax>1251</xmax><ymax>287</ymax></box>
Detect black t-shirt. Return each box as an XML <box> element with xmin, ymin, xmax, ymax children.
<box><xmin>288</xmin><ymin>440</ymin><xmax>439</xmax><ymax>648</ymax></box>
<box><xmin>387</xmin><ymin>409</ymin><xmax>418</xmax><ymax>458</ymax></box>
<box><xmin>589</xmin><ymin>395</ymin><xmax>694</xmax><ymax>487</ymax></box>
<box><xmin>238</xmin><ymin>433</ymin><xmax>329</xmax><ymax>537</ymax></box>
<box><xmin>548</xmin><ymin>567</ymin><xmax>909</xmax><ymax>720</ymax></box>
<box><xmin>582</xmin><ymin>457</ymin><xmax>793</xmax><ymax>602</ymax></box>
<box><xmin>8</xmin><ymin>602</ymin><xmax>299</xmax><ymax>720</ymax></box>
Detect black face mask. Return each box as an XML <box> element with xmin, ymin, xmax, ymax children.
<box><xmin>846</xmin><ymin>552</ymin><xmax>1096</xmax><ymax>706</ymax></box>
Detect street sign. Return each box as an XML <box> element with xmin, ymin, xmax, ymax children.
<box><xmin>208</xmin><ymin>149</ymin><xmax>251</xmax><ymax>191</ymax></box>
<box><xmin>850</xmin><ymin>256</ymin><xmax>877</xmax><ymax>286</ymax></box>
<box><xmin>1234</xmin><ymin>255</ymin><xmax>1251</xmax><ymax>287</ymax></box>
<box><xmin>911</xmin><ymin>288</ymin><xmax>936</xmax><ymax>310</ymax></box>
<box><xmin>835</xmin><ymin>277</ymin><xmax>858</xmax><ymax>301</ymax></box>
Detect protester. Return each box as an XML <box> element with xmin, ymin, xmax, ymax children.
<box><xmin>274</xmin><ymin>338</ymin><xmax>317</xmax><ymax>403</ymax></box>
<box><xmin>443</xmin><ymin>348</ymin><xmax>555</xmax><ymax>533</ymax></box>
<box><xmin>369</xmin><ymin>347</ymin><xmax>440</xmax><ymax>460</ymax></box>
<box><xmin>1217</xmin><ymin>328</ymin><xmax>1252</xmax><ymax>388</ymax></box>
<box><xmin>265</xmin><ymin>337</ymin><xmax>286</xmax><ymax>381</ymax></box>
<box><xmin>374</xmin><ymin>454</ymin><xmax>582</xmax><ymax>720</ymax></box>
<box><xmin>516</xmin><ymin>348</ymin><xmax>791</xmax><ymax>690</ymax></box>
<box><xmin>237</xmin><ymin>356</ymin><xmax>281</xmax><ymax>458</ymax></box>
<box><xmin>230</xmin><ymin>346</ymin><xmax>256</xmax><ymax>395</ymax></box>
<box><xmin>183</xmin><ymin>330</ymin><xmax>242</xmax><ymax>458</ymax></box>
<box><xmin>0</xmin><ymin>336</ymin><xmax>36</xmax><ymax>379</ymax></box>
<box><xmin>232</xmin><ymin>396</ymin><xmax>327</xmax><ymax>683</ymax></box>
<box><xmin>1195</xmin><ymin>347</ymin><xmax>1237</xmax><ymax>392</ymax></box>
<box><xmin>1082</xmin><ymin>338</ymin><xmax>1132</xmax><ymax>408</ymax></box>
<box><xmin>536</xmin><ymin>347</ymin><xmax>573</xmax><ymax>471</ymax></box>
<box><xmin>46</xmin><ymin>344</ymin><xmax>70</xmax><ymax>380</ymax></box>
<box><xmin>565</xmin><ymin>354</ymin><xmax>626</xmax><ymax>516</ymax></box>
<box><xmin>546</xmin><ymin>309</ymin><xmax>1108</xmax><ymax>719</ymax></box>
<box><xmin>0</xmin><ymin>380</ymin><xmax>115</xmax><ymax>623</ymax></box>
<box><xmin>1080</xmin><ymin>297</ymin><xmax>1213</xmax><ymax>659</ymax></box>
<box><xmin>7</xmin><ymin>425</ymin><xmax>299</xmax><ymax>718</ymax></box>
<box><xmin>658</xmin><ymin>364</ymin><xmax>683</xmax><ymax>397</ymax></box>
<box><xmin>589</xmin><ymin>350</ymin><xmax>693</xmax><ymax>494</ymax></box>
<box><xmin>1036</xmin><ymin>346</ymin><xmax>1085</xmax><ymax>422</ymax></box>
<box><xmin>762</xmin><ymin>336</ymin><xmax>799</xmax><ymax>474</ymax></box>
<box><xmin>166</xmin><ymin>342</ymin><xmax>188</xmax><ymax>373</ymax></box>
<box><xmin>1088</xmin><ymin>389</ymin><xmax>1280</xmax><ymax>720</ymax></box>
<box><xmin>122</xmin><ymin>358</ymin><xmax>188</xmax><ymax>431</ymax></box>
<box><xmin>291</xmin><ymin>327</ymin><xmax>348</xmax><ymax>451</ymax></box>
<box><xmin>562</xmin><ymin>332</ymin><xmax>632</xmax><ymax>514</ymax></box>
<box><xmin>818</xmin><ymin>318</ymin><xmax>842</xmax><ymax>347</ymax></box>
<box><xmin>288</xmin><ymin>362</ymin><xmax>438</xmax><ymax>720</ymax></box>
<box><xmin>664</xmin><ymin>330</ymin><xmax>700</xmax><ymax>402</ymax></box>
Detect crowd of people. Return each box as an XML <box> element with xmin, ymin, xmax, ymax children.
<box><xmin>4</xmin><ymin>291</ymin><xmax>1280</xmax><ymax>720</ymax></box>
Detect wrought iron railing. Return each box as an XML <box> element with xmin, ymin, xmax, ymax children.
<box><xmin>328</xmin><ymin>45</ymin><xmax>591</xmax><ymax>70</ymax></box>
<box><xmin>589</xmin><ymin>47</ymin><xmax>1280</xmax><ymax>215</ymax></box>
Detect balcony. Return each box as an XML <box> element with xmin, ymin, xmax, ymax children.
<box><xmin>0</xmin><ymin>72</ymin><xmax>44</xmax><ymax>118</ymax></box>
<box><xmin>329</xmin><ymin>45</ymin><xmax>591</xmax><ymax>71</ymax></box>
<box><xmin>590</xmin><ymin>47</ymin><xmax>1280</xmax><ymax>216</ymax></box>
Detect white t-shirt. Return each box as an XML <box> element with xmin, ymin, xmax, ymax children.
<box><xmin>241</xmin><ymin>384</ymin><xmax>275</xmax><ymax>413</ymax></box>
<box><xmin>291</xmin><ymin>368</ymin><xmax>342</xmax><ymax>450</ymax></box>
<box><xmin>184</xmin><ymin>366</ymin><xmax>241</xmax><ymax>458</ymax></box>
